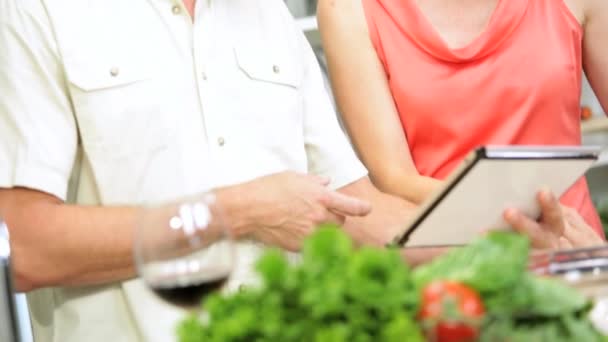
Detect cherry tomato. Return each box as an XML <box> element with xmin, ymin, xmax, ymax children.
<box><xmin>419</xmin><ymin>281</ymin><xmax>485</xmax><ymax>342</ymax></box>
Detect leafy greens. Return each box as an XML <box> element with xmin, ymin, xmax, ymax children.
<box><xmin>177</xmin><ymin>227</ymin><xmax>605</xmax><ymax>342</ymax></box>
<box><xmin>413</xmin><ymin>231</ymin><xmax>604</xmax><ymax>341</ymax></box>
<box><xmin>178</xmin><ymin>225</ymin><xmax>424</xmax><ymax>342</ymax></box>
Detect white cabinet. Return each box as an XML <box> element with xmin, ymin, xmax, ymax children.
<box><xmin>285</xmin><ymin>0</ymin><xmax>321</xmax><ymax>47</ymax></box>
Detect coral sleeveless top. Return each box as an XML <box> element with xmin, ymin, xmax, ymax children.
<box><xmin>362</xmin><ymin>0</ymin><xmax>604</xmax><ymax>235</ymax></box>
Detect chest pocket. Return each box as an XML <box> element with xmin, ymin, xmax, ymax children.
<box><xmin>64</xmin><ymin>57</ymin><xmax>176</xmax><ymax>159</ymax></box>
<box><xmin>63</xmin><ymin>55</ymin><xmax>182</xmax><ymax>204</ymax></box>
<box><xmin>227</xmin><ymin>44</ymin><xmax>305</xmax><ymax>147</ymax></box>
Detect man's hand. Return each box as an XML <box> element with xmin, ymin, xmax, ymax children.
<box><xmin>216</xmin><ymin>171</ymin><xmax>372</xmax><ymax>251</ymax></box>
<box><xmin>503</xmin><ymin>190</ymin><xmax>603</xmax><ymax>250</ymax></box>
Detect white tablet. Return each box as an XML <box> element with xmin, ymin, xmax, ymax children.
<box><xmin>393</xmin><ymin>146</ymin><xmax>602</xmax><ymax>247</ymax></box>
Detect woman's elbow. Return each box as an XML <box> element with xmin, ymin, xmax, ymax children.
<box><xmin>369</xmin><ymin>167</ymin><xmax>430</xmax><ymax>205</ymax></box>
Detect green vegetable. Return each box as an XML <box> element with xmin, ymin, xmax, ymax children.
<box><xmin>413</xmin><ymin>231</ymin><xmax>603</xmax><ymax>341</ymax></box>
<box><xmin>176</xmin><ymin>316</ymin><xmax>206</xmax><ymax>342</ymax></box>
<box><xmin>177</xmin><ymin>225</ymin><xmax>424</xmax><ymax>342</ymax></box>
<box><xmin>177</xmin><ymin>227</ymin><xmax>604</xmax><ymax>342</ymax></box>
<box><xmin>484</xmin><ymin>274</ymin><xmax>588</xmax><ymax>318</ymax></box>
<box><xmin>412</xmin><ymin>231</ymin><xmax>529</xmax><ymax>293</ymax></box>
<box><xmin>479</xmin><ymin>273</ymin><xmax>604</xmax><ymax>341</ymax></box>
<box><xmin>480</xmin><ymin>313</ymin><xmax>604</xmax><ymax>342</ymax></box>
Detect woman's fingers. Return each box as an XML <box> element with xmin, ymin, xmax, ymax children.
<box><xmin>537</xmin><ymin>190</ymin><xmax>565</xmax><ymax>235</ymax></box>
<box><xmin>505</xmin><ymin>192</ymin><xmax>603</xmax><ymax>251</ymax></box>
<box><xmin>558</xmin><ymin>236</ymin><xmax>573</xmax><ymax>250</ymax></box>
<box><xmin>561</xmin><ymin>205</ymin><xmax>604</xmax><ymax>248</ymax></box>
<box><xmin>504</xmin><ymin>208</ymin><xmax>541</xmax><ymax>240</ymax></box>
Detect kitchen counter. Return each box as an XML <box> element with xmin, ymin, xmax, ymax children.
<box><xmin>583</xmin><ymin>117</ymin><xmax>608</xmax><ymax>135</ymax></box>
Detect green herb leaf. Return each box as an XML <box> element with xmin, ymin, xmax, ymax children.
<box><xmin>485</xmin><ymin>274</ymin><xmax>588</xmax><ymax>318</ymax></box>
<box><xmin>412</xmin><ymin>231</ymin><xmax>529</xmax><ymax>293</ymax></box>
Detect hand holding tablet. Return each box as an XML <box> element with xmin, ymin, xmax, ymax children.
<box><xmin>393</xmin><ymin>146</ymin><xmax>603</xmax><ymax>247</ymax></box>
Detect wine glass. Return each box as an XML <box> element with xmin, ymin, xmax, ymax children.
<box><xmin>134</xmin><ymin>193</ymin><xmax>235</xmax><ymax>309</ymax></box>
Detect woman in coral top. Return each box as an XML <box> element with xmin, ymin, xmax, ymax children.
<box><xmin>318</xmin><ymin>0</ymin><xmax>608</xmax><ymax>247</ymax></box>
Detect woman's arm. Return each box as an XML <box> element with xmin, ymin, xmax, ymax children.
<box><xmin>583</xmin><ymin>0</ymin><xmax>608</xmax><ymax>113</ymax></box>
<box><xmin>317</xmin><ymin>0</ymin><xmax>442</xmax><ymax>205</ymax></box>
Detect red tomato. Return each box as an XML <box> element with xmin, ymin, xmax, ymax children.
<box><xmin>419</xmin><ymin>281</ymin><xmax>485</xmax><ymax>342</ymax></box>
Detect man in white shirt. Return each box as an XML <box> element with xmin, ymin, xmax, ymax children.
<box><xmin>0</xmin><ymin>1</ymin><xmax>420</xmax><ymax>341</ymax></box>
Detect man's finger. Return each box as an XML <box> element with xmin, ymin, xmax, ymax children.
<box><xmin>538</xmin><ymin>190</ymin><xmax>563</xmax><ymax>231</ymax></box>
<box><xmin>322</xmin><ymin>211</ymin><xmax>346</xmax><ymax>226</ymax></box>
<box><xmin>310</xmin><ymin>175</ymin><xmax>331</xmax><ymax>186</ymax></box>
<box><xmin>321</xmin><ymin>191</ymin><xmax>371</xmax><ymax>217</ymax></box>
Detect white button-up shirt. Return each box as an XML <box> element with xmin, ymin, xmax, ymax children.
<box><xmin>0</xmin><ymin>0</ymin><xmax>367</xmax><ymax>341</ymax></box>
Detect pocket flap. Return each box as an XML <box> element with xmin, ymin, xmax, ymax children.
<box><xmin>65</xmin><ymin>58</ymin><xmax>150</xmax><ymax>92</ymax></box>
<box><xmin>233</xmin><ymin>46</ymin><xmax>301</xmax><ymax>88</ymax></box>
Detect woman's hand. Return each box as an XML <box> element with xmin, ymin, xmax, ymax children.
<box><xmin>560</xmin><ymin>204</ymin><xmax>605</xmax><ymax>248</ymax></box>
<box><xmin>503</xmin><ymin>190</ymin><xmax>604</xmax><ymax>250</ymax></box>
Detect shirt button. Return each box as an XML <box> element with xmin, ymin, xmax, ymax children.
<box><xmin>171</xmin><ymin>5</ymin><xmax>181</xmax><ymax>14</ymax></box>
<box><xmin>217</xmin><ymin>137</ymin><xmax>225</xmax><ymax>146</ymax></box>
<box><xmin>109</xmin><ymin>67</ymin><xmax>119</xmax><ymax>77</ymax></box>
<box><xmin>201</xmin><ymin>72</ymin><xmax>208</xmax><ymax>81</ymax></box>
<box><xmin>272</xmin><ymin>65</ymin><xmax>280</xmax><ymax>74</ymax></box>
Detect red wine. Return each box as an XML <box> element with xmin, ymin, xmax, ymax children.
<box><xmin>149</xmin><ymin>270</ymin><xmax>230</xmax><ymax>308</ymax></box>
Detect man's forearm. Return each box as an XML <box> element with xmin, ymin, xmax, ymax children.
<box><xmin>0</xmin><ymin>188</ymin><xmax>138</xmax><ymax>291</ymax></box>
<box><xmin>212</xmin><ymin>182</ymin><xmax>258</xmax><ymax>239</ymax></box>
<box><xmin>1</xmin><ymin>184</ymin><xmax>263</xmax><ymax>292</ymax></box>
<box><xmin>1</xmin><ymin>175</ymin><xmax>426</xmax><ymax>292</ymax></box>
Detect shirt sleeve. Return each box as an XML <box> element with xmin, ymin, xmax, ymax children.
<box><xmin>294</xmin><ymin>24</ymin><xmax>368</xmax><ymax>190</ymax></box>
<box><xmin>0</xmin><ymin>1</ymin><xmax>77</xmax><ymax>200</ymax></box>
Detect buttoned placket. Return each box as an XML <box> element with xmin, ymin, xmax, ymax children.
<box><xmin>190</xmin><ymin>1</ymin><xmax>227</xmax><ymax>155</ymax></box>
<box><xmin>144</xmin><ymin>0</ymin><xmax>227</xmax><ymax>191</ymax></box>
<box><xmin>162</xmin><ymin>0</ymin><xmax>220</xmax><ymax>151</ymax></box>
